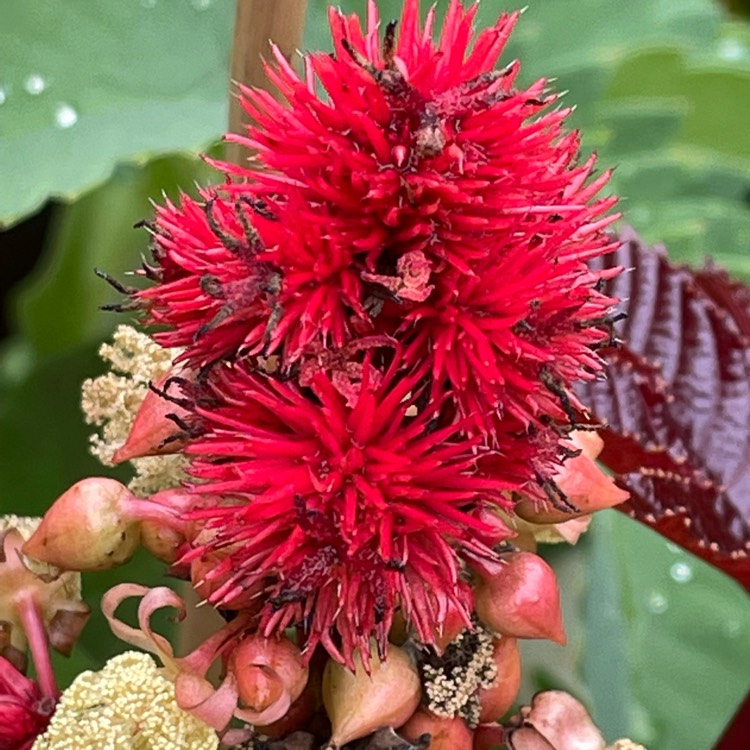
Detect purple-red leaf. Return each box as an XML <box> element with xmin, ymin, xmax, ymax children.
<box><xmin>577</xmin><ymin>227</ymin><xmax>750</xmax><ymax>589</ymax></box>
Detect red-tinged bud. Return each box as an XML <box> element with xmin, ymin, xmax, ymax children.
<box><xmin>230</xmin><ymin>635</ymin><xmax>309</xmax><ymax>725</ymax></box>
<box><xmin>474</xmin><ymin>723</ymin><xmax>506</xmax><ymax>750</ymax></box>
<box><xmin>22</xmin><ymin>479</ymin><xmax>141</xmax><ymax>571</ymax></box>
<box><xmin>111</xmin><ymin>371</ymin><xmax>190</xmax><ymax>464</ymax></box>
<box><xmin>506</xmin><ymin>691</ymin><xmax>606</xmax><ymax>750</ymax></box>
<box><xmin>255</xmin><ymin>650</ymin><xmax>325</xmax><ymax>738</ymax></box>
<box><xmin>477</xmin><ymin>637</ymin><xmax>522</xmax><ymax>723</ymax></box>
<box><xmin>323</xmin><ymin>642</ymin><xmax>421</xmax><ymax>748</ymax></box>
<box><xmin>399</xmin><ymin>710</ymin><xmax>473</xmax><ymax>750</ymax></box>
<box><xmin>22</xmin><ymin>479</ymin><xmax>183</xmax><ymax>572</ymax></box>
<box><xmin>515</xmin><ymin>432</ymin><xmax>629</xmax><ymax>525</ymax></box>
<box><xmin>473</xmin><ymin>553</ymin><xmax>566</xmax><ymax>645</ymax></box>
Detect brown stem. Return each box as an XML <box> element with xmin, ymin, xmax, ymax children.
<box><xmin>226</xmin><ymin>0</ymin><xmax>309</xmax><ymax>166</ymax></box>
<box><xmin>179</xmin><ymin>0</ymin><xmax>308</xmax><ymax>659</ymax></box>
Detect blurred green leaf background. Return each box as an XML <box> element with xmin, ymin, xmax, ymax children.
<box><xmin>0</xmin><ymin>1</ymin><xmax>748</xmax><ymax>748</ymax></box>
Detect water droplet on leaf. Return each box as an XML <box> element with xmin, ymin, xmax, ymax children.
<box><xmin>54</xmin><ymin>103</ymin><xmax>78</xmax><ymax>129</ymax></box>
<box><xmin>646</xmin><ymin>590</ymin><xmax>668</xmax><ymax>614</ymax></box>
<box><xmin>669</xmin><ymin>561</ymin><xmax>693</xmax><ymax>583</ymax></box>
<box><xmin>24</xmin><ymin>74</ymin><xmax>47</xmax><ymax>95</ymax></box>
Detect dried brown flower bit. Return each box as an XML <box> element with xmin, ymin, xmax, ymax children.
<box><xmin>0</xmin><ymin>517</ymin><xmax>89</xmax><ymax>694</ymax></box>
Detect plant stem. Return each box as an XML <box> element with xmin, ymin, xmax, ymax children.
<box><xmin>126</xmin><ymin>496</ymin><xmax>184</xmax><ymax>530</ymax></box>
<box><xmin>226</xmin><ymin>0</ymin><xmax>309</xmax><ymax>166</ymax></box>
<box><xmin>179</xmin><ymin>0</ymin><xmax>308</xmax><ymax>659</ymax></box>
<box><xmin>16</xmin><ymin>594</ymin><xmax>58</xmax><ymax>700</ymax></box>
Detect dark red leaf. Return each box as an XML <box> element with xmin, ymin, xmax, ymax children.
<box><xmin>576</xmin><ymin>227</ymin><xmax>750</xmax><ymax>589</ymax></box>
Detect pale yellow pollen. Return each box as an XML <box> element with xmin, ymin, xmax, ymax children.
<box><xmin>31</xmin><ymin>651</ymin><xmax>218</xmax><ymax>750</ymax></box>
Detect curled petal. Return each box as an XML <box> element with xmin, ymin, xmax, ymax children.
<box><xmin>235</xmin><ymin>690</ymin><xmax>292</xmax><ymax>726</ymax></box>
<box><xmin>101</xmin><ymin>583</ymin><xmax>183</xmax><ymax>674</ymax></box>
<box><xmin>175</xmin><ymin>671</ymin><xmax>239</xmax><ymax>732</ymax></box>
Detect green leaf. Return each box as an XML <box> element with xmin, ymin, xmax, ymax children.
<box><xmin>609</xmin><ymin>513</ymin><xmax>750</xmax><ymax>749</ymax></box>
<box><xmin>0</xmin><ymin>0</ymin><xmax>232</xmax><ymax>227</ymax></box>
<box><xmin>12</xmin><ymin>154</ymin><xmax>217</xmax><ymax>358</ymax></box>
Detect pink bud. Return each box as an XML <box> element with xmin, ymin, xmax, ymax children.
<box><xmin>473</xmin><ymin>552</ymin><xmax>566</xmax><ymax>645</ymax></box>
<box><xmin>400</xmin><ymin>710</ymin><xmax>473</xmax><ymax>750</ymax></box>
<box><xmin>323</xmin><ymin>642</ymin><xmax>421</xmax><ymax>747</ymax></box>
<box><xmin>112</xmin><ymin>372</ymin><xmax>190</xmax><ymax>463</ymax></box>
<box><xmin>22</xmin><ymin>479</ymin><xmax>182</xmax><ymax>572</ymax></box>
<box><xmin>22</xmin><ymin>479</ymin><xmax>141</xmax><ymax>571</ymax></box>
<box><xmin>230</xmin><ymin>635</ymin><xmax>309</xmax><ymax>725</ymax></box>
<box><xmin>477</xmin><ymin>636</ymin><xmax>522</xmax><ymax>722</ymax></box>
<box><xmin>256</xmin><ymin>650</ymin><xmax>324</xmax><ymax>738</ymax></box>
<box><xmin>515</xmin><ymin>431</ymin><xmax>629</xmax><ymax>525</ymax></box>
<box><xmin>506</xmin><ymin>691</ymin><xmax>606</xmax><ymax>750</ymax></box>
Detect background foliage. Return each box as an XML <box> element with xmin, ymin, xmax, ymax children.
<box><xmin>0</xmin><ymin>1</ymin><xmax>748</xmax><ymax>748</ymax></box>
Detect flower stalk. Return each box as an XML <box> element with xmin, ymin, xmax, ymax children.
<box><xmin>15</xmin><ymin>596</ymin><xmax>58</xmax><ymax>701</ymax></box>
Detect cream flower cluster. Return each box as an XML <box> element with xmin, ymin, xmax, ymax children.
<box><xmin>32</xmin><ymin>651</ymin><xmax>218</xmax><ymax>750</ymax></box>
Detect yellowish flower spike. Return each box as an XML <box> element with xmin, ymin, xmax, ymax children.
<box><xmin>81</xmin><ymin>325</ymin><xmax>187</xmax><ymax>496</ymax></box>
<box><xmin>32</xmin><ymin>651</ymin><xmax>218</xmax><ymax>750</ymax></box>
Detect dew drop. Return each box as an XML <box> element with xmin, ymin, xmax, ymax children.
<box><xmin>54</xmin><ymin>103</ymin><xmax>78</xmax><ymax>129</ymax></box>
<box><xmin>666</xmin><ymin>542</ymin><xmax>681</xmax><ymax>554</ymax></box>
<box><xmin>646</xmin><ymin>590</ymin><xmax>668</xmax><ymax>614</ymax></box>
<box><xmin>24</xmin><ymin>74</ymin><xmax>47</xmax><ymax>95</ymax></box>
<box><xmin>718</xmin><ymin>38</ymin><xmax>746</xmax><ymax>62</ymax></box>
<box><xmin>0</xmin><ymin>87</ymin><xmax>6</xmax><ymax>105</ymax></box>
<box><xmin>192</xmin><ymin>0</ymin><xmax>213</xmax><ymax>9</ymax></box>
<box><xmin>669</xmin><ymin>561</ymin><xmax>693</xmax><ymax>583</ymax></box>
